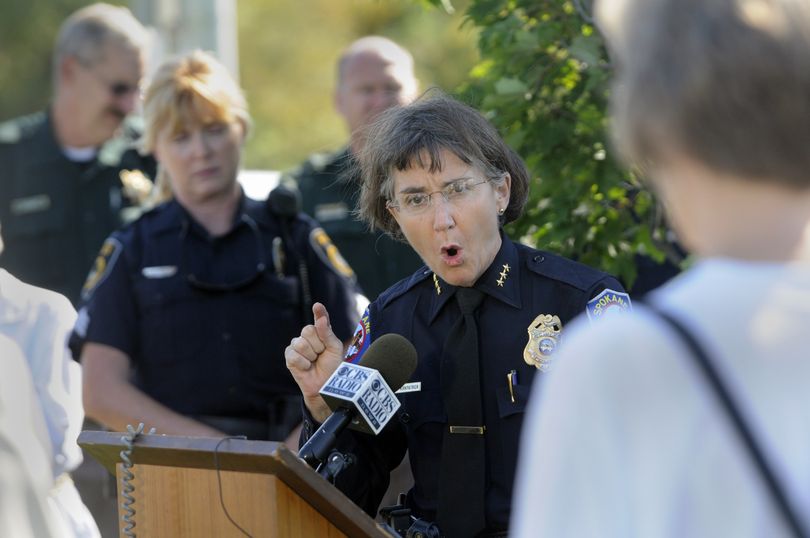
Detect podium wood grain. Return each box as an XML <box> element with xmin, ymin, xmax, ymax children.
<box><xmin>79</xmin><ymin>431</ymin><xmax>385</xmax><ymax>538</ymax></box>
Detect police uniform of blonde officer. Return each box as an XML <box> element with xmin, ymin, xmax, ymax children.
<box><xmin>0</xmin><ymin>3</ymin><xmax>155</xmax><ymax>305</ymax></box>
<box><xmin>70</xmin><ymin>51</ymin><xmax>359</xmax><ymax>443</ymax></box>
<box><xmin>286</xmin><ymin>94</ymin><xmax>631</xmax><ymax>537</ymax></box>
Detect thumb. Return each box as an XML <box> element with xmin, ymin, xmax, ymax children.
<box><xmin>312</xmin><ymin>302</ymin><xmax>336</xmax><ymax>344</ymax></box>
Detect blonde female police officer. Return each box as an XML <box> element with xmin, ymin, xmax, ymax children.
<box><xmin>71</xmin><ymin>51</ymin><xmax>358</xmax><ymax>442</ymax></box>
<box><xmin>286</xmin><ymin>94</ymin><xmax>630</xmax><ymax>537</ymax></box>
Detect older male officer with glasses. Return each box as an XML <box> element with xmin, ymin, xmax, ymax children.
<box><xmin>0</xmin><ymin>4</ymin><xmax>156</xmax><ymax>306</ymax></box>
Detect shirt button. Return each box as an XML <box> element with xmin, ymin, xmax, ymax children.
<box><xmin>399</xmin><ymin>412</ymin><xmax>411</xmax><ymax>424</ymax></box>
<box><xmin>222</xmin><ymin>332</ymin><xmax>231</xmax><ymax>342</ymax></box>
<box><xmin>228</xmin><ymin>386</ymin><xmax>237</xmax><ymax>395</ymax></box>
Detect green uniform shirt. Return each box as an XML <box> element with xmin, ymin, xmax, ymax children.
<box><xmin>0</xmin><ymin>110</ymin><xmax>155</xmax><ymax>305</ymax></box>
<box><xmin>287</xmin><ymin>148</ymin><xmax>423</xmax><ymax>300</ymax></box>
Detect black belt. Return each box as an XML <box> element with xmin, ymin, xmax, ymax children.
<box><xmin>195</xmin><ymin>415</ymin><xmax>272</xmax><ymax>440</ymax></box>
<box><xmin>195</xmin><ymin>395</ymin><xmax>303</xmax><ymax>441</ymax></box>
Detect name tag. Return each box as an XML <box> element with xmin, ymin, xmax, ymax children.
<box><xmin>141</xmin><ymin>266</ymin><xmax>178</xmax><ymax>279</ymax></box>
<box><xmin>10</xmin><ymin>194</ymin><xmax>51</xmax><ymax>216</ymax></box>
<box><xmin>314</xmin><ymin>202</ymin><xmax>349</xmax><ymax>222</ymax></box>
<box><xmin>396</xmin><ymin>382</ymin><xmax>421</xmax><ymax>394</ymax></box>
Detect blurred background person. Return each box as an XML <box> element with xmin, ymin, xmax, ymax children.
<box><xmin>0</xmin><ymin>2</ymin><xmax>155</xmax><ymax>306</ymax></box>
<box><xmin>512</xmin><ymin>0</ymin><xmax>810</xmax><ymax>536</ymax></box>
<box><xmin>70</xmin><ymin>50</ymin><xmax>358</xmax><ymax>445</ymax></box>
<box><xmin>0</xmin><ymin>223</ymin><xmax>99</xmax><ymax>537</ymax></box>
<box><xmin>286</xmin><ymin>36</ymin><xmax>423</xmax><ymax>302</ymax></box>
<box><xmin>0</xmin><ymin>334</ymin><xmax>59</xmax><ymax>538</ymax></box>
<box><xmin>286</xmin><ymin>94</ymin><xmax>628</xmax><ymax>537</ymax></box>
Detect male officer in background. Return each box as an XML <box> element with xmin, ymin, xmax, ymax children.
<box><xmin>286</xmin><ymin>36</ymin><xmax>424</xmax><ymax>301</ymax></box>
<box><xmin>0</xmin><ymin>3</ymin><xmax>155</xmax><ymax>305</ymax></box>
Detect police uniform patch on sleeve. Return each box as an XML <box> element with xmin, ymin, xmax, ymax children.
<box><xmin>81</xmin><ymin>238</ymin><xmax>123</xmax><ymax>300</ymax></box>
<box><xmin>524</xmin><ymin>314</ymin><xmax>562</xmax><ymax>371</ymax></box>
<box><xmin>586</xmin><ymin>288</ymin><xmax>633</xmax><ymax>322</ymax></box>
<box><xmin>310</xmin><ymin>227</ymin><xmax>356</xmax><ymax>281</ymax></box>
<box><xmin>344</xmin><ymin>308</ymin><xmax>371</xmax><ymax>364</ymax></box>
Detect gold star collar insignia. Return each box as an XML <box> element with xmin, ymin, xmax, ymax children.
<box><xmin>496</xmin><ymin>263</ymin><xmax>511</xmax><ymax>287</ymax></box>
<box><xmin>433</xmin><ymin>273</ymin><xmax>442</xmax><ymax>295</ymax></box>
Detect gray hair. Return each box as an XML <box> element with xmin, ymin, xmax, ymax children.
<box><xmin>356</xmin><ymin>92</ymin><xmax>530</xmax><ymax>239</ymax></box>
<box><xmin>53</xmin><ymin>3</ymin><xmax>148</xmax><ymax>85</ymax></box>
<box><xmin>600</xmin><ymin>0</ymin><xmax>810</xmax><ymax>188</ymax></box>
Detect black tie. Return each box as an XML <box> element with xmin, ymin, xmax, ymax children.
<box><xmin>438</xmin><ymin>287</ymin><xmax>487</xmax><ymax>537</ymax></box>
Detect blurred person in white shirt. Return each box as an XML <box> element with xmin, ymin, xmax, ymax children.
<box><xmin>512</xmin><ymin>0</ymin><xmax>810</xmax><ymax>536</ymax></box>
<box><xmin>0</xmin><ymin>223</ymin><xmax>99</xmax><ymax>537</ymax></box>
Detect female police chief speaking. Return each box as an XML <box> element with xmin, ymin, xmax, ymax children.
<box><xmin>285</xmin><ymin>93</ymin><xmax>630</xmax><ymax>537</ymax></box>
<box><xmin>70</xmin><ymin>50</ymin><xmax>358</xmax><ymax>443</ymax></box>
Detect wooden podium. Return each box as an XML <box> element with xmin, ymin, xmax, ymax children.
<box><xmin>78</xmin><ymin>431</ymin><xmax>389</xmax><ymax>538</ymax></box>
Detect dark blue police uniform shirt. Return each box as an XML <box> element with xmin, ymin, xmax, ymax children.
<box><xmin>71</xmin><ymin>195</ymin><xmax>358</xmax><ymax>422</ymax></box>
<box><xmin>289</xmin><ymin>148</ymin><xmax>424</xmax><ymax>300</ymax></box>
<box><xmin>0</xmin><ymin>111</ymin><xmax>155</xmax><ymax>305</ymax></box>
<box><xmin>302</xmin><ymin>233</ymin><xmax>628</xmax><ymax>530</ymax></box>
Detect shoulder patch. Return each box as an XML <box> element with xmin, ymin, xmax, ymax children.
<box><xmin>310</xmin><ymin>227</ymin><xmax>356</xmax><ymax>281</ymax></box>
<box><xmin>81</xmin><ymin>238</ymin><xmax>123</xmax><ymax>300</ymax></box>
<box><xmin>344</xmin><ymin>308</ymin><xmax>371</xmax><ymax>363</ymax></box>
<box><xmin>586</xmin><ymin>288</ymin><xmax>633</xmax><ymax>322</ymax></box>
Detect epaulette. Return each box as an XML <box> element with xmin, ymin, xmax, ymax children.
<box><xmin>306</xmin><ymin>151</ymin><xmax>336</xmax><ymax>173</ymax></box>
<box><xmin>378</xmin><ymin>266</ymin><xmax>431</xmax><ymax>310</ymax></box>
<box><xmin>0</xmin><ymin>112</ymin><xmax>46</xmax><ymax>144</ymax></box>
<box><xmin>0</xmin><ymin>120</ymin><xmax>21</xmax><ymax>144</ymax></box>
<box><xmin>121</xmin><ymin>115</ymin><xmax>145</xmax><ymax>140</ymax></box>
<box><xmin>525</xmin><ymin>248</ymin><xmax>613</xmax><ymax>292</ymax></box>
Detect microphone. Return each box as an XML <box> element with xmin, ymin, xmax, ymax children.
<box><xmin>267</xmin><ymin>183</ymin><xmax>302</xmax><ymax>217</ymax></box>
<box><xmin>298</xmin><ymin>333</ymin><xmax>418</xmax><ymax>468</ymax></box>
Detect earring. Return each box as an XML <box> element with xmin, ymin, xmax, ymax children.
<box><xmin>498</xmin><ymin>207</ymin><xmax>505</xmax><ymax>215</ymax></box>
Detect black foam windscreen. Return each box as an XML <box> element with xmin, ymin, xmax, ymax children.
<box><xmin>267</xmin><ymin>183</ymin><xmax>302</xmax><ymax>218</ymax></box>
<box><xmin>357</xmin><ymin>333</ymin><xmax>418</xmax><ymax>391</ymax></box>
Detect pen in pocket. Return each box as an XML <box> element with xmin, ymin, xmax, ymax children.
<box><xmin>507</xmin><ymin>369</ymin><xmax>518</xmax><ymax>403</ymax></box>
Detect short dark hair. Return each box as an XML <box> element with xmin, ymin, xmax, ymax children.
<box><xmin>356</xmin><ymin>92</ymin><xmax>530</xmax><ymax>239</ymax></box>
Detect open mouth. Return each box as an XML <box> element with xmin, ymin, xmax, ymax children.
<box><xmin>441</xmin><ymin>244</ymin><xmax>463</xmax><ymax>266</ymax></box>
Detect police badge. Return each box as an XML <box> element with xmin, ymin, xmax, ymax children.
<box><xmin>523</xmin><ymin>314</ymin><xmax>562</xmax><ymax>371</ymax></box>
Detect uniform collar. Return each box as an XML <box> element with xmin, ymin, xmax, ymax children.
<box><xmin>149</xmin><ymin>190</ymin><xmax>256</xmax><ymax>238</ymax></box>
<box><xmin>29</xmin><ymin>110</ymin><xmax>67</xmax><ymax>166</ymax></box>
<box><xmin>427</xmin><ymin>232</ymin><xmax>522</xmax><ymax>324</ymax></box>
<box><xmin>35</xmin><ymin>109</ymin><xmax>139</xmax><ymax>170</ymax></box>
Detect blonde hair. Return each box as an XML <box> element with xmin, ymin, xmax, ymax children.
<box><xmin>141</xmin><ymin>50</ymin><xmax>251</xmax><ymax>204</ymax></box>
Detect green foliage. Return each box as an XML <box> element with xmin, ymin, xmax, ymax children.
<box><xmin>0</xmin><ymin>0</ymin><xmax>478</xmax><ymax>174</ymax></box>
<box><xmin>238</xmin><ymin>0</ymin><xmax>479</xmax><ymax>171</ymax></box>
<box><xmin>429</xmin><ymin>0</ymin><xmax>667</xmax><ymax>286</ymax></box>
<box><xmin>0</xmin><ymin>0</ymin><xmax>129</xmax><ymax>121</ymax></box>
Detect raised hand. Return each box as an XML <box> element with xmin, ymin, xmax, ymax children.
<box><xmin>285</xmin><ymin>302</ymin><xmax>346</xmax><ymax>422</ymax></box>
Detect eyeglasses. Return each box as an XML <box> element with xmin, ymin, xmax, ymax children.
<box><xmin>182</xmin><ymin>214</ymin><xmax>268</xmax><ymax>292</ymax></box>
<box><xmin>386</xmin><ymin>177</ymin><xmax>492</xmax><ymax>216</ymax></box>
<box><xmin>85</xmin><ymin>64</ymin><xmax>142</xmax><ymax>97</ymax></box>
<box><xmin>106</xmin><ymin>80</ymin><xmax>141</xmax><ymax>98</ymax></box>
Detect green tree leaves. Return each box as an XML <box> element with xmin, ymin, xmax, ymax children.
<box><xmin>447</xmin><ymin>0</ymin><xmax>667</xmax><ymax>286</ymax></box>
